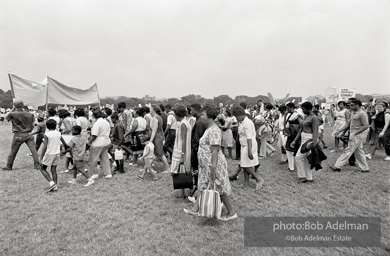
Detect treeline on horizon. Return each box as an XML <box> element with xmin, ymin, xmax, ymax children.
<box><xmin>0</xmin><ymin>89</ymin><xmax>381</xmax><ymax>109</ymax></box>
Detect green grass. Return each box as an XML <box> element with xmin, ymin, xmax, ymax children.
<box><xmin>0</xmin><ymin>124</ymin><xmax>389</xmax><ymax>256</ymax></box>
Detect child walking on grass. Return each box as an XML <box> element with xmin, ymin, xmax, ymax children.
<box><xmin>137</xmin><ymin>140</ymin><xmax>159</xmax><ymax>181</ymax></box>
<box><xmin>110</xmin><ymin>112</ymin><xmax>125</xmax><ymax>174</ymax></box>
<box><xmin>65</xmin><ymin>126</ymin><xmax>95</xmax><ymax>187</ymax></box>
<box><xmin>40</xmin><ymin>119</ymin><xmax>68</xmax><ymax>192</ymax></box>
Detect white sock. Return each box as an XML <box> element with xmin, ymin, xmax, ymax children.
<box><xmin>49</xmin><ymin>181</ymin><xmax>55</xmax><ymax>186</ymax></box>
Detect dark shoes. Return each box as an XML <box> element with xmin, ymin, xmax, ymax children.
<box><xmin>329</xmin><ymin>166</ymin><xmax>341</xmax><ymax>172</ymax></box>
<box><xmin>229</xmin><ymin>174</ymin><xmax>238</xmax><ymax>181</ymax></box>
<box><xmin>298</xmin><ymin>178</ymin><xmax>314</xmax><ymax>184</ymax></box>
<box><xmin>1</xmin><ymin>166</ymin><xmax>12</xmax><ymax>171</ymax></box>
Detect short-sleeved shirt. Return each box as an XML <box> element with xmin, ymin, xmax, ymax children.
<box><xmin>36</xmin><ymin>121</ymin><xmax>46</xmax><ymax>135</ymax></box>
<box><xmin>75</xmin><ymin>116</ymin><xmax>89</xmax><ymax>137</ymax></box>
<box><xmin>349</xmin><ymin>109</ymin><xmax>369</xmax><ymax>133</ymax></box>
<box><xmin>91</xmin><ymin>117</ymin><xmax>111</xmax><ymax>147</ymax></box>
<box><xmin>68</xmin><ymin>135</ymin><xmax>87</xmax><ymax>160</ymax></box>
<box><xmin>167</xmin><ymin>113</ymin><xmax>178</xmax><ymax>130</ymax></box>
<box><xmin>302</xmin><ymin>114</ymin><xmax>319</xmax><ymax>134</ymax></box>
<box><xmin>45</xmin><ymin>130</ymin><xmax>62</xmax><ymax>155</ymax></box>
<box><xmin>7</xmin><ymin>111</ymin><xmax>35</xmax><ymax>133</ymax></box>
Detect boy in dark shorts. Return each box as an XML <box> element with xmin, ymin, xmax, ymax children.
<box><xmin>64</xmin><ymin>125</ymin><xmax>95</xmax><ymax>187</ymax></box>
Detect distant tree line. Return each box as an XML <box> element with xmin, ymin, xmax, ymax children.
<box><xmin>0</xmin><ymin>89</ymin><xmax>385</xmax><ymax>109</ymax></box>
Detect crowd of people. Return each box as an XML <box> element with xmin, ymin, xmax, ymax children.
<box><xmin>2</xmin><ymin>97</ymin><xmax>390</xmax><ymax>221</ymax></box>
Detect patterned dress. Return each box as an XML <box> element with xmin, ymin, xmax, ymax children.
<box><xmin>222</xmin><ymin>116</ymin><xmax>234</xmax><ymax>147</ymax></box>
<box><xmin>197</xmin><ymin>124</ymin><xmax>231</xmax><ymax>196</ymax></box>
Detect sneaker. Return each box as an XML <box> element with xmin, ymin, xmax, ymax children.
<box><xmin>84</xmin><ymin>179</ymin><xmax>95</xmax><ymax>187</ymax></box>
<box><xmin>129</xmin><ymin>163</ymin><xmax>134</xmax><ymax>166</ymax></box>
<box><xmin>47</xmin><ymin>184</ymin><xmax>57</xmax><ymax>192</ymax></box>
<box><xmin>384</xmin><ymin>156</ymin><xmax>390</xmax><ymax>161</ymax></box>
<box><xmin>77</xmin><ymin>173</ymin><xmax>82</xmax><ymax>177</ymax></box>
<box><xmin>255</xmin><ymin>179</ymin><xmax>264</xmax><ymax>191</ymax></box>
<box><xmin>188</xmin><ymin>196</ymin><xmax>196</xmax><ymax>203</ymax></box>
<box><xmin>68</xmin><ymin>179</ymin><xmax>77</xmax><ymax>184</ymax></box>
<box><xmin>329</xmin><ymin>166</ymin><xmax>341</xmax><ymax>172</ymax></box>
<box><xmin>220</xmin><ymin>213</ymin><xmax>238</xmax><ymax>221</ymax></box>
<box><xmin>90</xmin><ymin>174</ymin><xmax>99</xmax><ymax>179</ymax></box>
<box><xmin>365</xmin><ymin>154</ymin><xmax>372</xmax><ymax>160</ymax></box>
<box><xmin>64</xmin><ymin>169</ymin><xmax>69</xmax><ymax>173</ymax></box>
<box><xmin>104</xmin><ymin>174</ymin><xmax>112</xmax><ymax>179</ymax></box>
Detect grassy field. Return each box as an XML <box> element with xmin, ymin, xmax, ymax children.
<box><xmin>0</xmin><ymin>124</ymin><xmax>389</xmax><ymax>256</ymax></box>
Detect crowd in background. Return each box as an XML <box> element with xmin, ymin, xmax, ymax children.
<box><xmin>2</xmin><ymin>97</ymin><xmax>390</xmax><ymax>221</ymax></box>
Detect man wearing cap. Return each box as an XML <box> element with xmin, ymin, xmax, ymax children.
<box><xmin>2</xmin><ymin>100</ymin><xmax>40</xmax><ymax>171</ymax></box>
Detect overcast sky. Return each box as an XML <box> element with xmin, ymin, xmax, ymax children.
<box><xmin>1</xmin><ymin>0</ymin><xmax>389</xmax><ymax>100</ymax></box>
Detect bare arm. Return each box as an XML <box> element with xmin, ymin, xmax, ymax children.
<box><xmin>180</xmin><ymin>123</ymin><xmax>187</xmax><ymax>163</ymax></box>
<box><xmin>150</xmin><ymin>118</ymin><xmax>158</xmax><ymax>142</ymax></box>
<box><xmin>210</xmin><ymin>145</ymin><xmax>219</xmax><ymax>182</ymax></box>
<box><xmin>247</xmin><ymin>138</ymin><xmax>253</xmax><ymax>159</ymax></box>
<box><xmin>311</xmin><ymin>116</ymin><xmax>319</xmax><ymax>146</ymax></box>
<box><xmin>40</xmin><ymin>135</ymin><xmax>48</xmax><ymax>161</ymax></box>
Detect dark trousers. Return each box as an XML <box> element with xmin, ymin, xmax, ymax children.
<box><xmin>233</xmin><ymin>128</ymin><xmax>240</xmax><ymax>159</ymax></box>
<box><xmin>163</xmin><ymin>129</ymin><xmax>176</xmax><ymax>155</ymax></box>
<box><xmin>6</xmin><ymin>133</ymin><xmax>39</xmax><ymax>169</ymax></box>
<box><xmin>35</xmin><ymin>134</ymin><xmax>44</xmax><ymax>151</ymax></box>
<box><xmin>380</xmin><ymin>129</ymin><xmax>390</xmax><ymax>156</ymax></box>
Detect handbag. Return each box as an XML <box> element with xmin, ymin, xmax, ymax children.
<box><xmin>172</xmin><ymin>163</ymin><xmax>193</xmax><ymax>189</ymax></box>
<box><xmin>198</xmin><ymin>182</ymin><xmax>222</xmax><ymax>219</ymax></box>
<box><xmin>114</xmin><ymin>149</ymin><xmax>124</xmax><ymax>160</ymax></box>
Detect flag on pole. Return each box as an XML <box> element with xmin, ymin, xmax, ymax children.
<box><xmin>8</xmin><ymin>73</ymin><xmax>47</xmax><ymax>106</ymax></box>
<box><xmin>267</xmin><ymin>93</ymin><xmax>276</xmax><ymax>105</ymax></box>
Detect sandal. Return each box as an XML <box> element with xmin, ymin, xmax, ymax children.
<box><xmin>183</xmin><ymin>208</ymin><xmax>198</xmax><ymax>216</ymax></box>
<box><xmin>136</xmin><ymin>175</ymin><xmax>144</xmax><ymax>180</ymax></box>
<box><xmin>153</xmin><ymin>177</ymin><xmax>160</xmax><ymax>182</ymax></box>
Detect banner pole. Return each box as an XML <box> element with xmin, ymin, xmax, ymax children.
<box><xmin>45</xmin><ymin>76</ymin><xmax>49</xmax><ymax>118</ymax></box>
<box><xmin>8</xmin><ymin>73</ymin><xmax>15</xmax><ymax>99</ymax></box>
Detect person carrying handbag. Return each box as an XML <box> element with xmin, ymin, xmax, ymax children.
<box><xmin>183</xmin><ymin>105</ymin><xmax>237</xmax><ymax>221</ymax></box>
<box><xmin>170</xmin><ymin>106</ymin><xmax>192</xmax><ymax>198</ymax></box>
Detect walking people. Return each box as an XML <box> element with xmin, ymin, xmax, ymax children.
<box><xmin>231</xmin><ymin>106</ymin><xmax>263</xmax><ymax>190</ymax></box>
<box><xmin>183</xmin><ymin>105</ymin><xmax>237</xmax><ymax>221</ymax></box>
<box><xmin>291</xmin><ymin>102</ymin><xmax>319</xmax><ymax>183</ymax></box>
<box><xmin>2</xmin><ymin>100</ymin><xmax>40</xmax><ymax>171</ymax></box>
<box><xmin>330</xmin><ymin>98</ymin><xmax>370</xmax><ymax>172</ymax></box>
<box><xmin>39</xmin><ymin>119</ymin><xmax>68</xmax><ymax>192</ymax></box>
<box><xmin>283</xmin><ymin>102</ymin><xmax>303</xmax><ymax>172</ymax></box>
<box><xmin>331</xmin><ymin>101</ymin><xmax>350</xmax><ymax>152</ymax></box>
<box><xmin>366</xmin><ymin>102</ymin><xmax>390</xmax><ymax>160</ymax></box>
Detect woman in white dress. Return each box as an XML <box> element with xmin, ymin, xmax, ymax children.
<box><xmin>232</xmin><ymin>106</ymin><xmax>263</xmax><ymax>190</ymax></box>
<box><xmin>331</xmin><ymin>101</ymin><xmax>350</xmax><ymax>152</ymax></box>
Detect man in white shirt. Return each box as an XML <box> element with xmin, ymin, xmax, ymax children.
<box><xmin>163</xmin><ymin>104</ymin><xmax>177</xmax><ymax>161</ymax></box>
